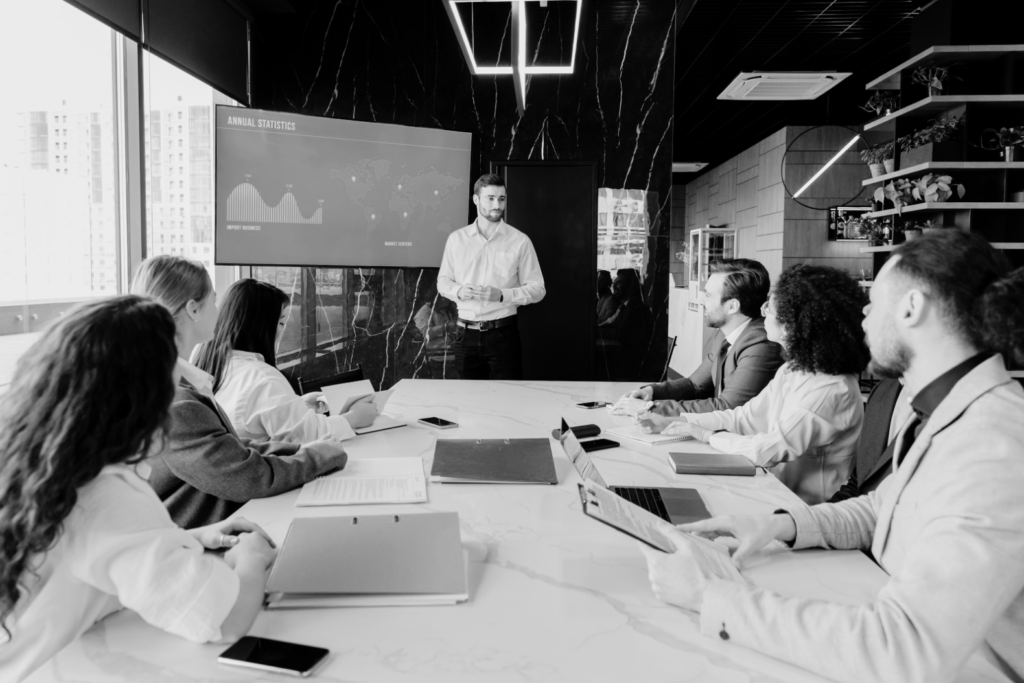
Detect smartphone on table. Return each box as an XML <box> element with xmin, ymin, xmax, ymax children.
<box><xmin>218</xmin><ymin>636</ymin><xmax>329</xmax><ymax>677</ymax></box>
<box><xmin>418</xmin><ymin>416</ymin><xmax>459</xmax><ymax>429</ymax></box>
<box><xmin>576</xmin><ymin>401</ymin><xmax>610</xmax><ymax>409</ymax></box>
<box><xmin>580</xmin><ymin>438</ymin><xmax>620</xmax><ymax>453</ymax></box>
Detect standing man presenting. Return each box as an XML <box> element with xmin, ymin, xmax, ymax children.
<box><xmin>437</xmin><ymin>174</ymin><xmax>546</xmax><ymax>380</ymax></box>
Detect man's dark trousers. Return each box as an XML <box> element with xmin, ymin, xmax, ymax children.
<box><xmin>454</xmin><ymin>320</ymin><xmax>522</xmax><ymax>380</ymax></box>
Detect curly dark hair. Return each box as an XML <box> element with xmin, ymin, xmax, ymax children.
<box><xmin>981</xmin><ymin>266</ymin><xmax>1024</xmax><ymax>367</ymax></box>
<box><xmin>773</xmin><ymin>264</ymin><xmax>870</xmax><ymax>375</ymax></box>
<box><xmin>0</xmin><ymin>296</ymin><xmax>178</xmax><ymax>636</ymax></box>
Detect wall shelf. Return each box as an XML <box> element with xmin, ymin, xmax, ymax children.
<box><xmin>862</xmin><ymin>161</ymin><xmax>1024</xmax><ymax>187</ymax></box>
<box><xmin>864</xmin><ymin>202</ymin><xmax>1024</xmax><ymax>219</ymax></box>
<box><xmin>989</xmin><ymin>243</ymin><xmax>1024</xmax><ymax>250</ymax></box>
<box><xmin>866</xmin><ymin>45</ymin><xmax>1024</xmax><ymax>90</ymax></box>
<box><xmin>859</xmin><ymin>245</ymin><xmax>896</xmax><ymax>253</ymax></box>
<box><xmin>864</xmin><ymin>95</ymin><xmax>1024</xmax><ymax>132</ymax></box>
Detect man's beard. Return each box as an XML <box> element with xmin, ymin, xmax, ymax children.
<box><xmin>485</xmin><ymin>209</ymin><xmax>503</xmax><ymax>220</ymax></box>
<box><xmin>867</xmin><ymin>332</ymin><xmax>913</xmax><ymax>378</ymax></box>
<box><xmin>704</xmin><ymin>308</ymin><xmax>727</xmax><ymax>329</ymax></box>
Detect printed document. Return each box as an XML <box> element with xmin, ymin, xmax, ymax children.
<box><xmin>296</xmin><ymin>457</ymin><xmax>426</xmax><ymax>506</ymax></box>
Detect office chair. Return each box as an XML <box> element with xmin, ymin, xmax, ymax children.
<box><xmin>296</xmin><ymin>364</ymin><xmax>364</xmax><ymax>394</ymax></box>
<box><xmin>660</xmin><ymin>336</ymin><xmax>678</xmax><ymax>383</ymax></box>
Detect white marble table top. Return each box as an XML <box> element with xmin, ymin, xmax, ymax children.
<box><xmin>29</xmin><ymin>380</ymin><xmax>1008</xmax><ymax>683</ymax></box>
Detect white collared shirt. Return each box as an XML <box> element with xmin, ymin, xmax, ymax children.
<box><xmin>214</xmin><ymin>350</ymin><xmax>356</xmax><ymax>443</ymax></box>
<box><xmin>177</xmin><ymin>357</ymin><xmax>215</xmax><ymax>397</ymax></box>
<box><xmin>687</xmin><ymin>363</ymin><xmax>863</xmax><ymax>504</ymax></box>
<box><xmin>437</xmin><ymin>219</ymin><xmax>546</xmax><ymax>321</ymax></box>
<box><xmin>0</xmin><ymin>464</ymin><xmax>239</xmax><ymax>680</ymax></box>
<box><xmin>724</xmin><ymin>318</ymin><xmax>752</xmax><ymax>348</ymax></box>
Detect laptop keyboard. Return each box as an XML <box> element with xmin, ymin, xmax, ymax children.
<box><xmin>613</xmin><ymin>486</ymin><xmax>670</xmax><ymax>522</ymax></box>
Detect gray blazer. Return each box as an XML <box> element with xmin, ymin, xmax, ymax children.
<box><xmin>148</xmin><ymin>380</ymin><xmax>347</xmax><ymax>529</ymax></box>
<box><xmin>649</xmin><ymin>318</ymin><xmax>784</xmax><ymax>416</ymax></box>
<box><xmin>698</xmin><ymin>355</ymin><xmax>1024</xmax><ymax>683</ymax></box>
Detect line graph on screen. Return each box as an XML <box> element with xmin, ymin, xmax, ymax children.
<box><xmin>226</xmin><ymin>180</ymin><xmax>323</xmax><ymax>224</ymax></box>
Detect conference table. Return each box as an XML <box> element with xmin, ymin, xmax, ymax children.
<box><xmin>30</xmin><ymin>380</ymin><xmax>1009</xmax><ymax>683</ymax></box>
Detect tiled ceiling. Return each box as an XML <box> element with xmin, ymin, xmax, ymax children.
<box><xmin>673</xmin><ymin>0</ymin><xmax>923</xmax><ymax>179</ymax></box>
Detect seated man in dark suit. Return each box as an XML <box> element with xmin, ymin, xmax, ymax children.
<box><xmin>624</xmin><ymin>259</ymin><xmax>784</xmax><ymax>416</ymax></box>
<box><xmin>828</xmin><ymin>377</ymin><xmax>912</xmax><ymax>502</ymax></box>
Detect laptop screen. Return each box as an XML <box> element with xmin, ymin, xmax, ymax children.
<box><xmin>559</xmin><ymin>418</ymin><xmax>608</xmax><ymax>488</ymax></box>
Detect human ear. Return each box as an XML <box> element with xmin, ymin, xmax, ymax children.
<box><xmin>899</xmin><ymin>289</ymin><xmax>927</xmax><ymax>328</ymax></box>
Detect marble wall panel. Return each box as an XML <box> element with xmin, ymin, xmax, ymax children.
<box><xmin>247</xmin><ymin>0</ymin><xmax>678</xmax><ymax>387</ymax></box>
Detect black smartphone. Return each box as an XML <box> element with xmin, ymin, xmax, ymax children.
<box><xmin>580</xmin><ymin>438</ymin><xmax>620</xmax><ymax>452</ymax></box>
<box><xmin>218</xmin><ymin>637</ymin><xmax>329</xmax><ymax>677</ymax></box>
<box><xmin>418</xmin><ymin>416</ymin><xmax>459</xmax><ymax>429</ymax></box>
<box><xmin>577</xmin><ymin>401</ymin><xmax>610</xmax><ymax>409</ymax></box>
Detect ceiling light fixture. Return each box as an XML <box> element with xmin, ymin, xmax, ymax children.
<box><xmin>718</xmin><ymin>72</ymin><xmax>852</xmax><ymax>101</ymax></box>
<box><xmin>792</xmin><ymin>134</ymin><xmax>860</xmax><ymax>198</ymax></box>
<box><xmin>672</xmin><ymin>162</ymin><xmax>708</xmax><ymax>173</ymax></box>
<box><xmin>444</xmin><ymin>0</ymin><xmax>582</xmax><ymax>115</ymax></box>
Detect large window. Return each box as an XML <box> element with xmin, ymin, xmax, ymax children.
<box><xmin>0</xmin><ymin>0</ymin><xmax>119</xmax><ymax>345</ymax></box>
<box><xmin>142</xmin><ymin>53</ymin><xmax>236</xmax><ymax>279</ymax></box>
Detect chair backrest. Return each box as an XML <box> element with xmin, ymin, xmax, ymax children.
<box><xmin>297</xmin><ymin>365</ymin><xmax>364</xmax><ymax>394</ymax></box>
<box><xmin>660</xmin><ymin>336</ymin><xmax>678</xmax><ymax>382</ymax></box>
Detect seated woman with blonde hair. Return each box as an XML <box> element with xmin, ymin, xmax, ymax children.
<box><xmin>638</xmin><ymin>264</ymin><xmax>869</xmax><ymax>504</ymax></box>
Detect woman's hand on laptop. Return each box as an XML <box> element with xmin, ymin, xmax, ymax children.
<box><xmin>676</xmin><ymin>514</ymin><xmax>797</xmax><ymax>569</ymax></box>
<box><xmin>637</xmin><ymin>531</ymin><xmax>717</xmax><ymax>612</ymax></box>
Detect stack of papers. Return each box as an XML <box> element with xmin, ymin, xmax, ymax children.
<box><xmin>296</xmin><ymin>457</ymin><xmax>427</xmax><ymax>507</ymax></box>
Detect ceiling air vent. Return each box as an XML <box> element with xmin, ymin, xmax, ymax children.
<box><xmin>717</xmin><ymin>72</ymin><xmax>851</xmax><ymax>101</ymax></box>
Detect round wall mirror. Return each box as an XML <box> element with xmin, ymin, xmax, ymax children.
<box><xmin>782</xmin><ymin>125</ymin><xmax>872</xmax><ymax>211</ymax></box>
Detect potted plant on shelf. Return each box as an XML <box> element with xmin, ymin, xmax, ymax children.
<box><xmin>910</xmin><ymin>173</ymin><xmax>966</xmax><ymax>203</ymax></box>
<box><xmin>874</xmin><ymin>174</ymin><xmax>966</xmax><ymax>214</ymax></box>
<box><xmin>860</xmin><ymin>90</ymin><xmax>899</xmax><ymax>118</ymax></box>
<box><xmin>864</xmin><ymin>143</ymin><xmax>888</xmax><ymax>178</ymax></box>
<box><xmin>911</xmin><ymin>63</ymin><xmax>960</xmax><ymax>97</ymax></box>
<box><xmin>979</xmin><ymin>126</ymin><xmax>1024</xmax><ymax>162</ymax></box>
<box><xmin>899</xmin><ymin>114</ymin><xmax>964</xmax><ymax>167</ymax></box>
<box><xmin>903</xmin><ymin>219</ymin><xmax>925</xmax><ymax>241</ymax></box>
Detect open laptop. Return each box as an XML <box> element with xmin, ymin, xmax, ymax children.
<box><xmin>558</xmin><ymin>419</ymin><xmax>711</xmax><ymax>525</ymax></box>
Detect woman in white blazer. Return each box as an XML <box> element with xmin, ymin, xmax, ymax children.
<box><xmin>639</xmin><ymin>264</ymin><xmax>870</xmax><ymax>504</ymax></box>
<box><xmin>193</xmin><ymin>279</ymin><xmax>376</xmax><ymax>443</ymax></box>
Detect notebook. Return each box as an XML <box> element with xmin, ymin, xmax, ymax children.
<box><xmin>295</xmin><ymin>457</ymin><xmax>427</xmax><ymax>507</ymax></box>
<box><xmin>667</xmin><ymin>444</ymin><xmax>756</xmax><ymax>476</ymax></box>
<box><xmin>605</xmin><ymin>424</ymin><xmax>695</xmax><ymax>446</ymax></box>
<box><xmin>265</xmin><ymin>512</ymin><xmax>468</xmax><ymax>608</ymax></box>
<box><xmin>354</xmin><ymin>414</ymin><xmax>407</xmax><ymax>435</ymax></box>
<box><xmin>430</xmin><ymin>438</ymin><xmax>558</xmax><ymax>484</ymax></box>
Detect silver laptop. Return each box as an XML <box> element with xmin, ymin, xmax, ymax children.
<box><xmin>558</xmin><ymin>419</ymin><xmax>710</xmax><ymax>525</ymax></box>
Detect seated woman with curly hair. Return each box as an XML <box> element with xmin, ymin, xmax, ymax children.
<box><xmin>638</xmin><ymin>264</ymin><xmax>869</xmax><ymax>503</ymax></box>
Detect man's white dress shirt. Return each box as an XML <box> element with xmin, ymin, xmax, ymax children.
<box><xmin>0</xmin><ymin>464</ymin><xmax>239</xmax><ymax>681</ymax></box>
<box><xmin>686</xmin><ymin>363</ymin><xmax>863</xmax><ymax>504</ymax></box>
<box><xmin>215</xmin><ymin>350</ymin><xmax>356</xmax><ymax>443</ymax></box>
<box><xmin>437</xmin><ymin>219</ymin><xmax>546</xmax><ymax>321</ymax></box>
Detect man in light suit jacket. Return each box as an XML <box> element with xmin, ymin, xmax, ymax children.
<box><xmin>625</xmin><ymin>259</ymin><xmax>784</xmax><ymax>416</ymax></box>
<box><xmin>640</xmin><ymin>232</ymin><xmax>1024</xmax><ymax>683</ymax></box>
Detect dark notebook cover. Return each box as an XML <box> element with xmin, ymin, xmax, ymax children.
<box><xmin>431</xmin><ymin>438</ymin><xmax>558</xmax><ymax>484</ymax></box>
<box><xmin>667</xmin><ymin>450</ymin><xmax>756</xmax><ymax>476</ymax></box>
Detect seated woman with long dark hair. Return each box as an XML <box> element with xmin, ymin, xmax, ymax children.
<box><xmin>194</xmin><ymin>278</ymin><xmax>376</xmax><ymax>443</ymax></box>
<box><xmin>0</xmin><ymin>296</ymin><xmax>275</xmax><ymax>681</ymax></box>
<box><xmin>131</xmin><ymin>256</ymin><xmax>348</xmax><ymax>529</ymax></box>
<box><xmin>639</xmin><ymin>264</ymin><xmax>869</xmax><ymax>503</ymax></box>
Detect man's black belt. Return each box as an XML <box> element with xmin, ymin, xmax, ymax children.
<box><xmin>457</xmin><ymin>316</ymin><xmax>517</xmax><ymax>331</ymax></box>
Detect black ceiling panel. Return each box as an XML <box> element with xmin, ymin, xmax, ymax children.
<box><xmin>673</xmin><ymin>0</ymin><xmax>921</xmax><ymax>179</ymax></box>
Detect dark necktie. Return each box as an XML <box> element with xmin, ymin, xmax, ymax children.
<box><xmin>715</xmin><ymin>339</ymin><xmax>731</xmax><ymax>398</ymax></box>
<box><xmin>895</xmin><ymin>413</ymin><xmax>923</xmax><ymax>468</ymax></box>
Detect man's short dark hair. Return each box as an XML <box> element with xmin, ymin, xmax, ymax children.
<box><xmin>890</xmin><ymin>231</ymin><xmax>1010</xmax><ymax>349</ymax></box>
<box><xmin>474</xmin><ymin>173</ymin><xmax>505</xmax><ymax>195</ymax></box>
<box><xmin>709</xmin><ymin>259</ymin><xmax>771</xmax><ymax>319</ymax></box>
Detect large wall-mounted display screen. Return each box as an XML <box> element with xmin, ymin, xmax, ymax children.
<box><xmin>215</xmin><ymin>105</ymin><xmax>472</xmax><ymax>267</ymax></box>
